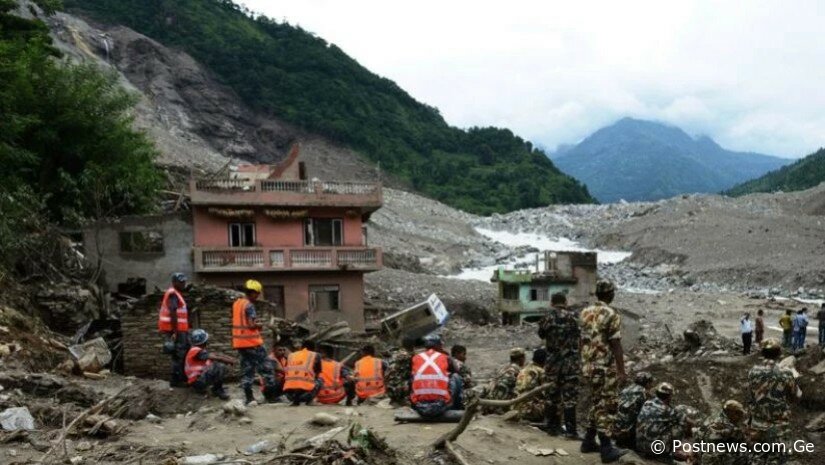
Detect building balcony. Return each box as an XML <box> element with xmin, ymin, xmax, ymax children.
<box><xmin>189</xmin><ymin>179</ymin><xmax>382</xmax><ymax>211</ymax></box>
<box><xmin>193</xmin><ymin>246</ymin><xmax>383</xmax><ymax>273</ymax></box>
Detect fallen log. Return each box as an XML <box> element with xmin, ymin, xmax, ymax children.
<box><xmin>432</xmin><ymin>382</ymin><xmax>554</xmax><ymax>450</ymax></box>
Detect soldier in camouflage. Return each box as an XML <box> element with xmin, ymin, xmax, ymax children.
<box><xmin>613</xmin><ymin>371</ymin><xmax>654</xmax><ymax>448</ymax></box>
<box><xmin>636</xmin><ymin>382</ymin><xmax>691</xmax><ymax>464</ymax></box>
<box><xmin>481</xmin><ymin>347</ymin><xmax>526</xmax><ymax>414</ymax></box>
<box><xmin>451</xmin><ymin>344</ymin><xmax>473</xmax><ymax>409</ymax></box>
<box><xmin>514</xmin><ymin>348</ymin><xmax>548</xmax><ymax>422</ymax></box>
<box><xmin>385</xmin><ymin>338</ymin><xmax>415</xmax><ymax>406</ymax></box>
<box><xmin>747</xmin><ymin>338</ymin><xmax>799</xmax><ymax>465</ymax></box>
<box><xmin>696</xmin><ymin>400</ymin><xmax>748</xmax><ymax>465</ymax></box>
<box><xmin>538</xmin><ymin>292</ymin><xmax>581</xmax><ymax>438</ymax></box>
<box><xmin>579</xmin><ymin>280</ymin><xmax>628</xmax><ymax>463</ymax></box>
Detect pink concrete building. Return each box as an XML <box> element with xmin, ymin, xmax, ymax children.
<box><xmin>189</xmin><ymin>148</ymin><xmax>383</xmax><ymax>332</ymax></box>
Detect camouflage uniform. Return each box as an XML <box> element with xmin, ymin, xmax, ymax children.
<box><xmin>538</xmin><ymin>305</ymin><xmax>581</xmax><ymax>409</ymax></box>
<box><xmin>515</xmin><ymin>362</ymin><xmax>546</xmax><ymax>422</ymax></box>
<box><xmin>385</xmin><ymin>348</ymin><xmax>413</xmax><ymax>405</ymax></box>
<box><xmin>697</xmin><ymin>408</ymin><xmax>748</xmax><ymax>465</ymax></box>
<box><xmin>456</xmin><ymin>360</ymin><xmax>474</xmax><ymax>390</ymax></box>
<box><xmin>580</xmin><ymin>300</ymin><xmax>622</xmax><ymax>435</ymax></box>
<box><xmin>747</xmin><ymin>359</ymin><xmax>797</xmax><ymax>465</ymax></box>
<box><xmin>482</xmin><ymin>362</ymin><xmax>521</xmax><ymax>414</ymax></box>
<box><xmin>613</xmin><ymin>383</ymin><xmax>648</xmax><ymax>446</ymax></box>
<box><xmin>636</xmin><ymin>397</ymin><xmax>688</xmax><ymax>463</ymax></box>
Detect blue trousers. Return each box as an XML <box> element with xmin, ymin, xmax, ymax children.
<box><xmin>792</xmin><ymin>330</ymin><xmax>806</xmax><ymax>350</ymax></box>
<box><xmin>819</xmin><ymin>326</ymin><xmax>825</xmax><ymax>346</ymax></box>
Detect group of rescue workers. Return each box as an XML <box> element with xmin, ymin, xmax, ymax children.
<box><xmin>159</xmin><ymin>273</ymin><xmax>801</xmax><ymax>465</ymax></box>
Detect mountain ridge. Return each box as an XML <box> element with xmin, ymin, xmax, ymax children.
<box><xmin>553</xmin><ymin>117</ymin><xmax>789</xmax><ymax>202</ymax></box>
<box><xmin>726</xmin><ymin>148</ymin><xmax>825</xmax><ymax>196</ymax></box>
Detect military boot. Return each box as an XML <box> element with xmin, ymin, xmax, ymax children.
<box><xmin>244</xmin><ymin>387</ymin><xmax>255</xmax><ymax>405</ymax></box>
<box><xmin>580</xmin><ymin>428</ymin><xmax>599</xmax><ymax>453</ymax></box>
<box><xmin>598</xmin><ymin>432</ymin><xmax>628</xmax><ymax>463</ymax></box>
<box><xmin>562</xmin><ymin>407</ymin><xmax>579</xmax><ymax>439</ymax></box>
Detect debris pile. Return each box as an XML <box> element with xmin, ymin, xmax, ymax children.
<box><xmin>632</xmin><ymin>320</ymin><xmax>738</xmax><ymax>364</ymax></box>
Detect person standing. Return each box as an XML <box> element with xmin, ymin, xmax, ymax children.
<box><xmin>778</xmin><ymin>310</ymin><xmax>793</xmax><ymax>348</ymax></box>
<box><xmin>537</xmin><ymin>292</ymin><xmax>581</xmax><ymax>438</ymax></box>
<box><xmin>817</xmin><ymin>304</ymin><xmax>825</xmax><ymax>347</ymax></box>
<box><xmin>410</xmin><ymin>334</ymin><xmax>460</xmax><ymax>419</ymax></box>
<box><xmin>579</xmin><ymin>280</ymin><xmax>628</xmax><ymax>463</ymax></box>
<box><xmin>158</xmin><ymin>272</ymin><xmax>190</xmax><ymax>388</ymax></box>
<box><xmin>747</xmin><ymin>338</ymin><xmax>800</xmax><ymax>465</ymax></box>
<box><xmin>792</xmin><ymin>308</ymin><xmax>808</xmax><ymax>352</ymax></box>
<box><xmin>755</xmin><ymin>309</ymin><xmax>765</xmax><ymax>346</ymax></box>
<box><xmin>283</xmin><ymin>340</ymin><xmax>323</xmax><ymax>405</ymax></box>
<box><xmin>184</xmin><ymin>329</ymin><xmax>235</xmax><ymax>400</ymax></box>
<box><xmin>232</xmin><ymin>279</ymin><xmax>278</xmax><ymax>404</ymax></box>
<box><xmin>353</xmin><ymin>344</ymin><xmax>387</xmax><ymax>404</ymax></box>
<box><xmin>740</xmin><ymin>313</ymin><xmax>754</xmax><ymax>355</ymax></box>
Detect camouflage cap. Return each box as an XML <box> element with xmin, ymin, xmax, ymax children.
<box><xmin>596</xmin><ymin>280</ymin><xmax>616</xmax><ymax>295</ymax></box>
<box><xmin>655</xmin><ymin>382</ymin><xmax>674</xmax><ymax>396</ymax></box>
<box><xmin>723</xmin><ymin>400</ymin><xmax>745</xmax><ymax>417</ymax></box>
<box><xmin>634</xmin><ymin>371</ymin><xmax>654</xmax><ymax>386</ymax></box>
<box><xmin>510</xmin><ymin>347</ymin><xmax>526</xmax><ymax>358</ymax></box>
<box><xmin>761</xmin><ymin>338</ymin><xmax>781</xmax><ymax>351</ymax></box>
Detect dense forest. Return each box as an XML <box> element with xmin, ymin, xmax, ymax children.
<box><xmin>64</xmin><ymin>0</ymin><xmax>594</xmax><ymax>214</ymax></box>
<box><xmin>0</xmin><ymin>0</ymin><xmax>160</xmax><ymax>277</ymax></box>
<box><xmin>725</xmin><ymin>148</ymin><xmax>825</xmax><ymax>196</ymax></box>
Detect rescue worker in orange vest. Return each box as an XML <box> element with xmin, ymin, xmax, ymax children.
<box><xmin>410</xmin><ymin>334</ymin><xmax>462</xmax><ymax>419</ymax></box>
<box><xmin>353</xmin><ymin>344</ymin><xmax>388</xmax><ymax>405</ymax></box>
<box><xmin>158</xmin><ymin>272</ymin><xmax>190</xmax><ymax>387</ymax></box>
<box><xmin>317</xmin><ymin>343</ymin><xmax>356</xmax><ymax>406</ymax></box>
<box><xmin>232</xmin><ymin>279</ymin><xmax>278</xmax><ymax>404</ymax></box>
<box><xmin>283</xmin><ymin>340</ymin><xmax>323</xmax><ymax>406</ymax></box>
<box><xmin>262</xmin><ymin>344</ymin><xmax>289</xmax><ymax>399</ymax></box>
<box><xmin>184</xmin><ymin>329</ymin><xmax>235</xmax><ymax>400</ymax></box>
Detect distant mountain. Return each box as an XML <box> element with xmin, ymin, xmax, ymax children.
<box><xmin>552</xmin><ymin>118</ymin><xmax>790</xmax><ymax>203</ymax></box>
<box><xmin>726</xmin><ymin>148</ymin><xmax>825</xmax><ymax>197</ymax></box>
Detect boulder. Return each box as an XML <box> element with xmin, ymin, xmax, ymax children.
<box><xmin>0</xmin><ymin>407</ymin><xmax>35</xmax><ymax>431</ymax></box>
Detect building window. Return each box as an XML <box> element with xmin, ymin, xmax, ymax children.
<box><xmin>309</xmin><ymin>285</ymin><xmax>340</xmax><ymax>312</ymax></box>
<box><xmin>502</xmin><ymin>284</ymin><xmax>519</xmax><ymax>300</ymax></box>
<box><xmin>530</xmin><ymin>287</ymin><xmax>550</xmax><ymax>302</ymax></box>
<box><xmin>304</xmin><ymin>218</ymin><xmax>342</xmax><ymax>246</ymax></box>
<box><xmin>119</xmin><ymin>230</ymin><xmax>163</xmax><ymax>254</ymax></box>
<box><xmin>229</xmin><ymin>223</ymin><xmax>255</xmax><ymax>247</ymax></box>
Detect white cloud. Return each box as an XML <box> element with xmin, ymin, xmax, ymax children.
<box><xmin>241</xmin><ymin>0</ymin><xmax>825</xmax><ymax>158</ymax></box>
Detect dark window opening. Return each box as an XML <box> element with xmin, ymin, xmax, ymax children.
<box><xmin>304</xmin><ymin>218</ymin><xmax>342</xmax><ymax>246</ymax></box>
<box><xmin>502</xmin><ymin>284</ymin><xmax>519</xmax><ymax>300</ymax></box>
<box><xmin>119</xmin><ymin>230</ymin><xmax>164</xmax><ymax>253</ymax></box>
<box><xmin>229</xmin><ymin>223</ymin><xmax>255</xmax><ymax>247</ymax></box>
<box><xmin>530</xmin><ymin>287</ymin><xmax>549</xmax><ymax>302</ymax></box>
<box><xmin>310</xmin><ymin>285</ymin><xmax>340</xmax><ymax>312</ymax></box>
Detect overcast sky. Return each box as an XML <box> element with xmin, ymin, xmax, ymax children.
<box><xmin>241</xmin><ymin>0</ymin><xmax>825</xmax><ymax>158</ymax></box>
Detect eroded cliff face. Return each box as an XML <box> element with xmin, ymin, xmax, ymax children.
<box><xmin>32</xmin><ymin>1</ymin><xmax>380</xmax><ymax>181</ymax></box>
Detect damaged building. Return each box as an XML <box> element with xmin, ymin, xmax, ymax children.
<box><xmin>494</xmin><ymin>251</ymin><xmax>597</xmax><ymax>324</ymax></box>
<box><xmin>84</xmin><ymin>147</ymin><xmax>384</xmax><ymax>362</ymax></box>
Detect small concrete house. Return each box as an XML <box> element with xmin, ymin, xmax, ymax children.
<box><xmin>493</xmin><ymin>251</ymin><xmax>597</xmax><ymax>324</ymax></box>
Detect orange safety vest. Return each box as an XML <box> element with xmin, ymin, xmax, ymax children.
<box><xmin>354</xmin><ymin>355</ymin><xmax>385</xmax><ymax>399</ymax></box>
<box><xmin>317</xmin><ymin>359</ymin><xmax>346</xmax><ymax>404</ymax></box>
<box><xmin>158</xmin><ymin>287</ymin><xmax>188</xmax><ymax>333</ymax></box>
<box><xmin>260</xmin><ymin>353</ymin><xmax>289</xmax><ymax>392</ymax></box>
<box><xmin>411</xmin><ymin>349</ymin><xmax>451</xmax><ymax>404</ymax></box>
<box><xmin>184</xmin><ymin>346</ymin><xmax>211</xmax><ymax>384</ymax></box>
<box><xmin>231</xmin><ymin>298</ymin><xmax>263</xmax><ymax>349</ymax></box>
<box><xmin>283</xmin><ymin>349</ymin><xmax>319</xmax><ymax>391</ymax></box>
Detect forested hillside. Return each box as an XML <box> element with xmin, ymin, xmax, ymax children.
<box><xmin>64</xmin><ymin>0</ymin><xmax>593</xmax><ymax>214</ymax></box>
<box><xmin>726</xmin><ymin>148</ymin><xmax>825</xmax><ymax>196</ymax></box>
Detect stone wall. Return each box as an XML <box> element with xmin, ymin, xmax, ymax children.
<box><xmin>122</xmin><ymin>285</ymin><xmax>279</xmax><ymax>379</ymax></box>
